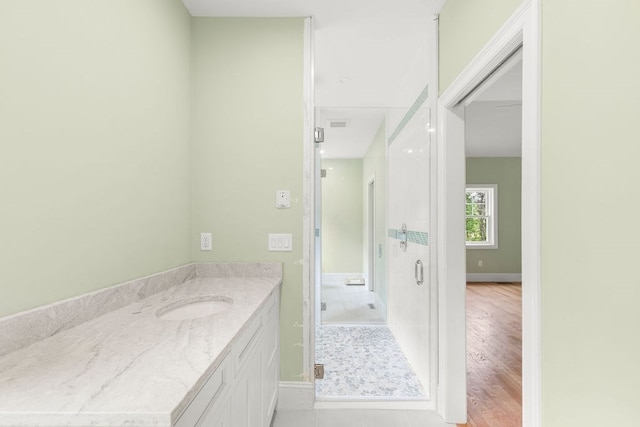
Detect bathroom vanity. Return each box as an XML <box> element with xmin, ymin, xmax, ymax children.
<box><xmin>173</xmin><ymin>285</ymin><xmax>280</xmax><ymax>427</ymax></box>
<box><xmin>0</xmin><ymin>263</ymin><xmax>281</xmax><ymax>427</ymax></box>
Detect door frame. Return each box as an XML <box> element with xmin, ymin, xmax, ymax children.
<box><xmin>367</xmin><ymin>176</ymin><xmax>376</xmax><ymax>293</ymax></box>
<box><xmin>436</xmin><ymin>1</ymin><xmax>541</xmax><ymax>425</ymax></box>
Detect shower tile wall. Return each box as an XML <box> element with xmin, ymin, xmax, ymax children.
<box><xmin>387</xmin><ymin>103</ymin><xmax>434</xmax><ymax>400</ymax></box>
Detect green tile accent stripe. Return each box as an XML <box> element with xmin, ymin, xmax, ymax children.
<box><xmin>407</xmin><ymin>230</ymin><xmax>429</xmax><ymax>246</ymax></box>
<box><xmin>388</xmin><ymin>228</ymin><xmax>429</xmax><ymax>246</ymax></box>
<box><xmin>388</xmin><ymin>84</ymin><xmax>429</xmax><ymax>144</ymax></box>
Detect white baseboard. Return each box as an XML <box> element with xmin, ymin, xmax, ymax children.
<box><xmin>321</xmin><ymin>273</ymin><xmax>364</xmax><ymax>286</ymax></box>
<box><xmin>276</xmin><ymin>381</ymin><xmax>438</xmax><ymax>412</ymax></box>
<box><xmin>466</xmin><ymin>273</ymin><xmax>522</xmax><ymax>282</ymax></box>
<box><xmin>314</xmin><ymin>400</ymin><xmax>435</xmax><ymax>410</ymax></box>
<box><xmin>277</xmin><ymin>381</ymin><xmax>314</xmax><ymax>410</ymax></box>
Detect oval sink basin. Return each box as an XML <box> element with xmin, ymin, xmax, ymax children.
<box><xmin>156</xmin><ymin>296</ymin><xmax>233</xmax><ymax>321</ymax></box>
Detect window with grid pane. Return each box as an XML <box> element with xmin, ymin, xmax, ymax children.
<box><xmin>466</xmin><ymin>185</ymin><xmax>497</xmax><ymax>248</ymax></box>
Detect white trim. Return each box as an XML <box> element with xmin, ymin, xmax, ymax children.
<box><xmin>466</xmin><ymin>273</ymin><xmax>522</xmax><ymax>283</ymax></box>
<box><xmin>436</xmin><ymin>1</ymin><xmax>541</xmax><ymax>425</ymax></box>
<box><xmin>277</xmin><ymin>381</ymin><xmax>314</xmax><ymax>410</ymax></box>
<box><xmin>428</xmin><ymin>15</ymin><xmax>440</xmax><ymax>416</ymax></box>
<box><xmin>436</xmin><ymin>98</ymin><xmax>467</xmax><ymax>424</ymax></box>
<box><xmin>520</xmin><ymin>2</ymin><xmax>542</xmax><ymax>426</ymax></box>
<box><xmin>440</xmin><ymin>4</ymin><xmax>529</xmax><ymax>108</ymax></box>
<box><xmin>366</xmin><ymin>174</ymin><xmax>376</xmax><ymax>293</ymax></box>
<box><xmin>461</xmin><ymin>48</ymin><xmax>524</xmax><ymax>108</ymax></box>
<box><xmin>314</xmin><ymin>400</ymin><xmax>434</xmax><ymax>410</ymax></box>
<box><xmin>302</xmin><ymin>17</ymin><xmax>314</xmax><ymax>384</ymax></box>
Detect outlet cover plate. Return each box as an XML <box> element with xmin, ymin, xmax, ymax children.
<box><xmin>200</xmin><ymin>233</ymin><xmax>212</xmax><ymax>251</ymax></box>
<box><xmin>276</xmin><ymin>190</ymin><xmax>290</xmax><ymax>208</ymax></box>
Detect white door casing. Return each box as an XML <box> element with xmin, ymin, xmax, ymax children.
<box><xmin>436</xmin><ymin>1</ymin><xmax>541</xmax><ymax>425</ymax></box>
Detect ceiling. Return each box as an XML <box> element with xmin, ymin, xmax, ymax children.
<box><xmin>181</xmin><ymin>0</ymin><xmax>520</xmax><ymax>159</ymax></box>
<box><xmin>315</xmin><ymin>108</ymin><xmax>386</xmax><ymax>158</ymax></box>
<box><xmin>182</xmin><ymin>0</ymin><xmax>443</xmax><ymax>109</ymax></box>
<box><xmin>465</xmin><ymin>59</ymin><xmax>523</xmax><ymax>157</ymax></box>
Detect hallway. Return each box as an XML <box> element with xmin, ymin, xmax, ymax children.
<box><xmin>463</xmin><ymin>283</ymin><xmax>522</xmax><ymax>427</ymax></box>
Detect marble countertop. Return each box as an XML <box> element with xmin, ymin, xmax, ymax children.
<box><xmin>0</xmin><ymin>275</ymin><xmax>281</xmax><ymax>427</ymax></box>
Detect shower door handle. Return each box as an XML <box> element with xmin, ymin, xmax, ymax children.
<box><xmin>415</xmin><ymin>260</ymin><xmax>423</xmax><ymax>286</ymax></box>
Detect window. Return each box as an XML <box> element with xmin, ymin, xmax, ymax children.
<box><xmin>466</xmin><ymin>185</ymin><xmax>497</xmax><ymax>249</ymax></box>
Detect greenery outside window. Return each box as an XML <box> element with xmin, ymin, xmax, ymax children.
<box><xmin>466</xmin><ymin>184</ymin><xmax>497</xmax><ymax>249</ymax></box>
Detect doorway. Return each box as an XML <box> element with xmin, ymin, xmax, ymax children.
<box><xmin>436</xmin><ymin>4</ymin><xmax>541</xmax><ymax>424</ymax></box>
<box><xmin>316</xmin><ymin>107</ymin><xmax>386</xmax><ymax>326</ymax></box>
<box><xmin>313</xmin><ymin>106</ymin><xmax>432</xmax><ymax>405</ymax></box>
<box><xmin>464</xmin><ymin>55</ymin><xmax>523</xmax><ymax>426</ymax></box>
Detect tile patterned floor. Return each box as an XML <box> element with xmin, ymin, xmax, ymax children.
<box><xmin>315</xmin><ymin>325</ymin><xmax>426</xmax><ymax>400</ymax></box>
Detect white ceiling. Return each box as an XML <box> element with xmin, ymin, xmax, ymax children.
<box><xmin>181</xmin><ymin>0</ymin><xmax>520</xmax><ymax>159</ymax></box>
<box><xmin>315</xmin><ymin>108</ymin><xmax>386</xmax><ymax>159</ymax></box>
<box><xmin>182</xmin><ymin>0</ymin><xmax>442</xmax><ymax>109</ymax></box>
<box><xmin>465</xmin><ymin>59</ymin><xmax>523</xmax><ymax>157</ymax></box>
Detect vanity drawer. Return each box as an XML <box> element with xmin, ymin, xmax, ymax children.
<box><xmin>261</xmin><ymin>290</ymin><xmax>278</xmax><ymax>324</ymax></box>
<box><xmin>174</xmin><ymin>354</ymin><xmax>231</xmax><ymax>427</ymax></box>
<box><xmin>262</xmin><ymin>292</ymin><xmax>279</xmax><ymax>364</ymax></box>
<box><xmin>232</xmin><ymin>313</ymin><xmax>262</xmax><ymax>376</ymax></box>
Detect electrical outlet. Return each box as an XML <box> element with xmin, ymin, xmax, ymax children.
<box><xmin>200</xmin><ymin>233</ymin><xmax>212</xmax><ymax>251</ymax></box>
<box><xmin>276</xmin><ymin>190</ymin><xmax>290</xmax><ymax>208</ymax></box>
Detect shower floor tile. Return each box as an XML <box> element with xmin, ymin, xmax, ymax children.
<box><xmin>321</xmin><ymin>282</ymin><xmax>385</xmax><ymax>324</ymax></box>
<box><xmin>315</xmin><ymin>325</ymin><xmax>427</xmax><ymax>400</ymax></box>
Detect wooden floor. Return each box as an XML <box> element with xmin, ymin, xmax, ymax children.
<box><xmin>458</xmin><ymin>282</ymin><xmax>522</xmax><ymax>427</ymax></box>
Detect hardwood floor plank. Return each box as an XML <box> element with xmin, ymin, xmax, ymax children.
<box><xmin>466</xmin><ymin>282</ymin><xmax>522</xmax><ymax>427</ymax></box>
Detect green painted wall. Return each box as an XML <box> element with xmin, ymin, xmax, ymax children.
<box><xmin>541</xmin><ymin>1</ymin><xmax>640</xmax><ymax>425</ymax></box>
<box><xmin>362</xmin><ymin>121</ymin><xmax>387</xmax><ymax>305</ymax></box>
<box><xmin>190</xmin><ymin>18</ymin><xmax>304</xmax><ymax>382</ymax></box>
<box><xmin>0</xmin><ymin>0</ymin><xmax>192</xmax><ymax>317</ymax></box>
<box><xmin>441</xmin><ymin>0</ymin><xmax>640</xmax><ymax>423</ymax></box>
<box><xmin>438</xmin><ymin>0</ymin><xmax>523</xmax><ymax>94</ymax></box>
<box><xmin>321</xmin><ymin>159</ymin><xmax>363</xmax><ymax>273</ymax></box>
<box><xmin>466</xmin><ymin>157</ymin><xmax>521</xmax><ymax>274</ymax></box>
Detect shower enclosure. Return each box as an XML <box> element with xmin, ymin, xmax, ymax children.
<box><xmin>313</xmin><ymin>105</ymin><xmax>436</xmax><ymax>405</ymax></box>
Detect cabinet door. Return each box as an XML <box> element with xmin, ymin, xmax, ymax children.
<box><xmin>198</xmin><ymin>396</ymin><xmax>231</xmax><ymax>427</ymax></box>
<box><xmin>174</xmin><ymin>355</ymin><xmax>230</xmax><ymax>427</ymax></box>
<box><xmin>232</xmin><ymin>350</ymin><xmax>262</xmax><ymax>427</ymax></box>
<box><xmin>261</xmin><ymin>309</ymin><xmax>279</xmax><ymax>425</ymax></box>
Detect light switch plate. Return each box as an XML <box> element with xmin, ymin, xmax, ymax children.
<box><xmin>268</xmin><ymin>233</ymin><xmax>292</xmax><ymax>251</ymax></box>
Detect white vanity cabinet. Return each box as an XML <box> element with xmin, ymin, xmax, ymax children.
<box><xmin>173</xmin><ymin>287</ymin><xmax>280</xmax><ymax>427</ymax></box>
<box><xmin>261</xmin><ymin>287</ymin><xmax>280</xmax><ymax>423</ymax></box>
<box><xmin>173</xmin><ymin>355</ymin><xmax>232</xmax><ymax>427</ymax></box>
<box><xmin>231</xmin><ymin>288</ymin><xmax>280</xmax><ymax>427</ymax></box>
